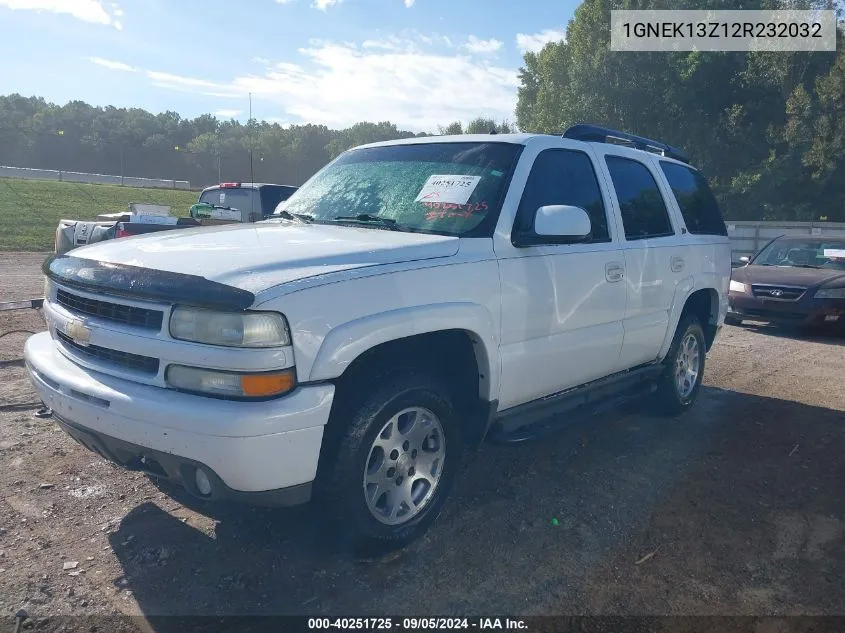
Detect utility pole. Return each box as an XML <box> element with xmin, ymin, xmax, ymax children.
<box><xmin>248</xmin><ymin>92</ymin><xmax>256</xmax><ymax>219</ymax></box>
<box><xmin>248</xmin><ymin>92</ymin><xmax>255</xmax><ymax>185</ymax></box>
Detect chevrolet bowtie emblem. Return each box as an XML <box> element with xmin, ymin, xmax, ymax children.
<box><xmin>65</xmin><ymin>320</ymin><xmax>92</xmax><ymax>346</ymax></box>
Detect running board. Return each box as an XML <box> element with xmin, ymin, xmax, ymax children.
<box><xmin>488</xmin><ymin>364</ymin><xmax>664</xmax><ymax>445</ymax></box>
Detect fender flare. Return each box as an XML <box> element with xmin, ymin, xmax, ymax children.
<box><xmin>657</xmin><ymin>274</ymin><xmax>723</xmax><ymax>359</ymax></box>
<box><xmin>308</xmin><ymin>302</ymin><xmax>500</xmax><ymax>401</ymax></box>
<box><xmin>658</xmin><ymin>275</ymin><xmax>696</xmax><ymax>360</ymax></box>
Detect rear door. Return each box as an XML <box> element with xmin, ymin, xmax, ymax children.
<box><xmin>595</xmin><ymin>149</ymin><xmax>687</xmax><ymax>369</ymax></box>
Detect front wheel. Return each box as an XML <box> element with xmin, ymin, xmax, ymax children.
<box><xmin>652</xmin><ymin>315</ymin><xmax>706</xmax><ymax>416</ymax></box>
<box><xmin>319</xmin><ymin>368</ymin><xmax>462</xmax><ymax>548</ymax></box>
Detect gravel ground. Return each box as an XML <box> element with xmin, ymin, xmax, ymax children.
<box><xmin>1</xmin><ymin>252</ymin><xmax>843</xmax><ymax>630</ymax></box>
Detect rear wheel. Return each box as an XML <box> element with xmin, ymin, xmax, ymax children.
<box><xmin>724</xmin><ymin>314</ymin><xmax>743</xmax><ymax>326</ymax></box>
<box><xmin>319</xmin><ymin>367</ymin><xmax>462</xmax><ymax>548</ymax></box>
<box><xmin>653</xmin><ymin>314</ymin><xmax>706</xmax><ymax>416</ymax></box>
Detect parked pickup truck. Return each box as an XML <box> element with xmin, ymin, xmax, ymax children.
<box><xmin>54</xmin><ymin>182</ymin><xmax>298</xmax><ymax>254</ymax></box>
<box><xmin>26</xmin><ymin>125</ymin><xmax>731</xmax><ymax>548</ymax></box>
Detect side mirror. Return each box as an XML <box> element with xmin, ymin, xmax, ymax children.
<box><xmin>739</xmin><ymin>256</ymin><xmax>750</xmax><ymax>264</ymax></box>
<box><xmin>533</xmin><ymin>205</ymin><xmax>591</xmax><ymax>240</ymax></box>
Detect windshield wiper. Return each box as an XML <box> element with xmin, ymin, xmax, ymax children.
<box><xmin>269</xmin><ymin>210</ymin><xmax>314</xmax><ymax>223</ymax></box>
<box><xmin>331</xmin><ymin>214</ymin><xmax>401</xmax><ymax>230</ymax></box>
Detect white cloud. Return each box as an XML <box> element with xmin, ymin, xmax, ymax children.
<box><xmin>464</xmin><ymin>35</ymin><xmax>503</xmax><ymax>55</ymax></box>
<box><xmin>515</xmin><ymin>28</ymin><xmax>567</xmax><ymax>54</ymax></box>
<box><xmin>404</xmin><ymin>0</ymin><xmax>414</xmax><ymax>6</ymax></box>
<box><xmin>215</xmin><ymin>109</ymin><xmax>242</xmax><ymax>119</ymax></box>
<box><xmin>0</xmin><ymin>0</ymin><xmax>123</xmax><ymax>28</ymax></box>
<box><xmin>362</xmin><ymin>35</ymin><xmax>418</xmax><ymax>53</ymax></box>
<box><xmin>312</xmin><ymin>0</ymin><xmax>339</xmax><ymax>10</ymax></box>
<box><xmin>138</xmin><ymin>36</ymin><xmax>518</xmax><ymax>132</ymax></box>
<box><xmin>86</xmin><ymin>56</ymin><xmax>135</xmax><ymax>72</ymax></box>
<box><xmin>253</xmin><ymin>56</ymin><xmax>270</xmax><ymax>64</ymax></box>
<box><xmin>146</xmin><ymin>70</ymin><xmax>224</xmax><ymax>92</ymax></box>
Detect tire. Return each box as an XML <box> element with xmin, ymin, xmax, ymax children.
<box><xmin>318</xmin><ymin>367</ymin><xmax>463</xmax><ymax>548</ymax></box>
<box><xmin>652</xmin><ymin>314</ymin><xmax>706</xmax><ymax>416</ymax></box>
<box><xmin>724</xmin><ymin>314</ymin><xmax>743</xmax><ymax>326</ymax></box>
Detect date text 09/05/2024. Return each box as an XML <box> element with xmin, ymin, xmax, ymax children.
<box><xmin>307</xmin><ymin>618</ymin><xmax>529</xmax><ymax>630</ymax></box>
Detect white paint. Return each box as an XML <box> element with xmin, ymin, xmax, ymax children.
<box><xmin>25</xmin><ymin>333</ymin><xmax>331</xmax><ymax>492</ymax></box>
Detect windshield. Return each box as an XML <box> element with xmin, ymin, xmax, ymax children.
<box><xmin>274</xmin><ymin>142</ymin><xmax>521</xmax><ymax>236</ymax></box>
<box><xmin>753</xmin><ymin>238</ymin><xmax>845</xmax><ymax>270</ymax></box>
<box><xmin>198</xmin><ymin>188</ymin><xmax>258</xmax><ymax>213</ymax></box>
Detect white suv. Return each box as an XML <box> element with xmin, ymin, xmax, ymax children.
<box><xmin>25</xmin><ymin>125</ymin><xmax>731</xmax><ymax>547</ymax></box>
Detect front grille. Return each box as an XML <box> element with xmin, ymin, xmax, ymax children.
<box><xmin>744</xmin><ymin>309</ymin><xmax>806</xmax><ymax>321</ymax></box>
<box><xmin>57</xmin><ymin>331</ymin><xmax>160</xmax><ymax>375</ymax></box>
<box><xmin>751</xmin><ymin>285</ymin><xmax>806</xmax><ymax>301</ymax></box>
<box><xmin>56</xmin><ymin>289</ymin><xmax>163</xmax><ymax>330</ymax></box>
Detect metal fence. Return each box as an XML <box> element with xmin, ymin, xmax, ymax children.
<box><xmin>0</xmin><ymin>165</ymin><xmax>191</xmax><ymax>190</ymax></box>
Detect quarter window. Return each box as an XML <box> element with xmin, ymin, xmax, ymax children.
<box><xmin>660</xmin><ymin>162</ymin><xmax>727</xmax><ymax>236</ymax></box>
<box><xmin>605</xmin><ymin>156</ymin><xmax>674</xmax><ymax>240</ymax></box>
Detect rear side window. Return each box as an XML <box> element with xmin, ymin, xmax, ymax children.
<box><xmin>605</xmin><ymin>156</ymin><xmax>674</xmax><ymax>240</ymax></box>
<box><xmin>198</xmin><ymin>187</ymin><xmax>257</xmax><ymax>213</ymax></box>
<box><xmin>515</xmin><ymin>149</ymin><xmax>610</xmax><ymax>243</ymax></box>
<box><xmin>660</xmin><ymin>162</ymin><xmax>727</xmax><ymax>236</ymax></box>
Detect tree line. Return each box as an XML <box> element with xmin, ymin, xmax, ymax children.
<box><xmin>0</xmin><ymin>94</ymin><xmax>509</xmax><ymax>189</ymax></box>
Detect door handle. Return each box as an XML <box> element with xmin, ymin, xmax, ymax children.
<box><xmin>605</xmin><ymin>262</ymin><xmax>625</xmax><ymax>283</ymax></box>
<box><xmin>671</xmin><ymin>256</ymin><xmax>685</xmax><ymax>272</ymax></box>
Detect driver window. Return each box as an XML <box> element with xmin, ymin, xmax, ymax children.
<box><xmin>514</xmin><ymin>149</ymin><xmax>610</xmax><ymax>243</ymax></box>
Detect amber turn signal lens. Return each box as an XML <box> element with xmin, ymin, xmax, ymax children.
<box><xmin>240</xmin><ymin>370</ymin><xmax>296</xmax><ymax>397</ymax></box>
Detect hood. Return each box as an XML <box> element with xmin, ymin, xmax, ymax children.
<box><xmin>732</xmin><ymin>264</ymin><xmax>845</xmax><ymax>288</ymax></box>
<box><xmin>71</xmin><ymin>221</ymin><xmax>460</xmax><ymax>293</ymax></box>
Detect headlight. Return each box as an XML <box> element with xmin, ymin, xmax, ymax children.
<box><xmin>815</xmin><ymin>287</ymin><xmax>845</xmax><ymax>299</ymax></box>
<box><xmin>729</xmin><ymin>280</ymin><xmax>749</xmax><ymax>293</ymax></box>
<box><xmin>166</xmin><ymin>365</ymin><xmax>296</xmax><ymax>398</ymax></box>
<box><xmin>169</xmin><ymin>307</ymin><xmax>290</xmax><ymax>347</ymax></box>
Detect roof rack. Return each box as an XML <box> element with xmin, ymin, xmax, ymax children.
<box><xmin>563</xmin><ymin>123</ymin><xmax>690</xmax><ymax>164</ymax></box>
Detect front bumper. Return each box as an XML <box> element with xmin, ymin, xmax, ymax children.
<box><xmin>728</xmin><ymin>291</ymin><xmax>845</xmax><ymax>327</ymax></box>
<box><xmin>24</xmin><ymin>332</ymin><xmax>335</xmax><ymax>506</ymax></box>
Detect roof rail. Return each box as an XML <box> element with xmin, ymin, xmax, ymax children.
<box><xmin>563</xmin><ymin>123</ymin><xmax>690</xmax><ymax>164</ymax></box>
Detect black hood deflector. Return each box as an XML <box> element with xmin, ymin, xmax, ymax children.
<box><xmin>43</xmin><ymin>254</ymin><xmax>255</xmax><ymax>311</ymax></box>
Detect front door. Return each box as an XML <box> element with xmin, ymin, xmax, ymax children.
<box><xmin>495</xmin><ymin>146</ymin><xmax>627</xmax><ymax>411</ymax></box>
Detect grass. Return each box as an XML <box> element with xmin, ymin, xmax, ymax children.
<box><xmin>0</xmin><ymin>178</ymin><xmax>200</xmax><ymax>251</ymax></box>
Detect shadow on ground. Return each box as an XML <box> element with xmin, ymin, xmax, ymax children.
<box><xmin>738</xmin><ymin>321</ymin><xmax>845</xmax><ymax>347</ymax></box>
<box><xmin>102</xmin><ymin>385</ymin><xmax>845</xmax><ymax>625</ymax></box>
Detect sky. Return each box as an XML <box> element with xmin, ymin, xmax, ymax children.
<box><xmin>0</xmin><ymin>0</ymin><xmax>578</xmax><ymax>132</ymax></box>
